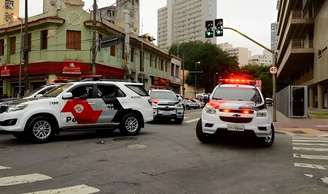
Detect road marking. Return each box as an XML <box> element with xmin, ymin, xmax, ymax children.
<box><xmin>292</xmin><ymin>136</ymin><xmax>328</xmax><ymax>140</ymax></box>
<box><xmin>23</xmin><ymin>184</ymin><xmax>100</xmax><ymax>194</ymax></box>
<box><xmin>0</xmin><ymin>173</ymin><xmax>52</xmax><ymax>186</ymax></box>
<box><xmin>315</xmin><ymin>125</ymin><xmax>328</xmax><ymax>128</ymax></box>
<box><xmin>304</xmin><ymin>174</ymin><xmax>314</xmax><ymax>178</ymax></box>
<box><xmin>292</xmin><ymin>143</ymin><xmax>328</xmax><ymax>146</ymax></box>
<box><xmin>0</xmin><ymin>166</ymin><xmax>11</xmax><ymax>170</ymax></box>
<box><xmin>293</xmin><ymin>147</ymin><xmax>328</xmax><ymax>152</ymax></box>
<box><xmin>184</xmin><ymin>118</ymin><xmax>199</xmax><ymax>124</ymax></box>
<box><xmin>294</xmin><ymin>163</ymin><xmax>326</xmax><ymax>170</ymax></box>
<box><xmin>292</xmin><ymin>139</ymin><xmax>328</xmax><ymax>143</ymax></box>
<box><xmin>293</xmin><ymin>153</ymin><xmax>328</xmax><ymax>160</ymax></box>
<box><xmin>321</xmin><ymin>177</ymin><xmax>328</xmax><ymax>184</ymax></box>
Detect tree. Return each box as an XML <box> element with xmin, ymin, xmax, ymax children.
<box><xmin>169</xmin><ymin>41</ymin><xmax>238</xmax><ymax>92</ymax></box>
<box><xmin>240</xmin><ymin>64</ymin><xmax>273</xmax><ymax>98</ymax></box>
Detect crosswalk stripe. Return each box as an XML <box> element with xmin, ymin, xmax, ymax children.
<box><xmin>0</xmin><ymin>166</ymin><xmax>11</xmax><ymax>170</ymax></box>
<box><xmin>293</xmin><ymin>147</ymin><xmax>328</xmax><ymax>151</ymax></box>
<box><xmin>23</xmin><ymin>184</ymin><xmax>100</xmax><ymax>194</ymax></box>
<box><xmin>293</xmin><ymin>153</ymin><xmax>328</xmax><ymax>160</ymax></box>
<box><xmin>292</xmin><ymin>137</ymin><xmax>328</xmax><ymax>140</ymax></box>
<box><xmin>294</xmin><ymin>163</ymin><xmax>326</xmax><ymax>170</ymax></box>
<box><xmin>184</xmin><ymin>118</ymin><xmax>199</xmax><ymax>124</ymax></box>
<box><xmin>292</xmin><ymin>143</ymin><xmax>328</xmax><ymax>146</ymax></box>
<box><xmin>292</xmin><ymin>139</ymin><xmax>328</xmax><ymax>143</ymax></box>
<box><xmin>321</xmin><ymin>177</ymin><xmax>328</xmax><ymax>184</ymax></box>
<box><xmin>0</xmin><ymin>173</ymin><xmax>52</xmax><ymax>186</ymax></box>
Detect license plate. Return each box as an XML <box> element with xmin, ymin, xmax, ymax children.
<box><xmin>227</xmin><ymin>124</ymin><xmax>245</xmax><ymax>131</ymax></box>
<box><xmin>158</xmin><ymin>110</ymin><xmax>176</xmax><ymax>115</ymax></box>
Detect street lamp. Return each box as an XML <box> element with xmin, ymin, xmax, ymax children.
<box><xmin>195</xmin><ymin>61</ymin><xmax>200</xmax><ymax>97</ymax></box>
<box><xmin>12</xmin><ymin>15</ymin><xmax>23</xmax><ymax>98</ymax></box>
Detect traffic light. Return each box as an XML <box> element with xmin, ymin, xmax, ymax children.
<box><xmin>215</xmin><ymin>19</ymin><xmax>223</xmax><ymax>37</ymax></box>
<box><xmin>205</xmin><ymin>20</ymin><xmax>214</xmax><ymax>38</ymax></box>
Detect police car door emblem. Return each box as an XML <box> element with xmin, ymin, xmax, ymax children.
<box><xmin>74</xmin><ymin>104</ymin><xmax>84</xmax><ymax>114</ymax></box>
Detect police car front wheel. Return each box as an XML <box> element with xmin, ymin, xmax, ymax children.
<box><xmin>259</xmin><ymin>124</ymin><xmax>275</xmax><ymax>147</ymax></box>
<box><xmin>27</xmin><ymin>116</ymin><xmax>56</xmax><ymax>143</ymax></box>
<box><xmin>120</xmin><ymin>113</ymin><xmax>141</xmax><ymax>136</ymax></box>
<box><xmin>196</xmin><ymin>119</ymin><xmax>214</xmax><ymax>143</ymax></box>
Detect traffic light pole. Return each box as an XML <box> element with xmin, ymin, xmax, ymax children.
<box><xmin>222</xmin><ymin>26</ymin><xmax>277</xmax><ymax>122</ymax></box>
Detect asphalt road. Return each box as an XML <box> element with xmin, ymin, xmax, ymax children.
<box><xmin>0</xmin><ymin>109</ymin><xmax>327</xmax><ymax>194</ymax></box>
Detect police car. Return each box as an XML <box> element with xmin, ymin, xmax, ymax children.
<box><xmin>0</xmin><ymin>81</ymin><xmax>153</xmax><ymax>143</ymax></box>
<box><xmin>196</xmin><ymin>79</ymin><xmax>274</xmax><ymax>147</ymax></box>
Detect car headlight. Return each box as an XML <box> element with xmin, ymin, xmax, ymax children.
<box><xmin>256</xmin><ymin>111</ymin><xmax>267</xmax><ymax>117</ymax></box>
<box><xmin>7</xmin><ymin>104</ymin><xmax>28</xmax><ymax>112</ymax></box>
<box><xmin>204</xmin><ymin>104</ymin><xmax>216</xmax><ymax>114</ymax></box>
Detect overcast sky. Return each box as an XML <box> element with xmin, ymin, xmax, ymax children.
<box><xmin>20</xmin><ymin>0</ymin><xmax>277</xmax><ymax>55</ymax></box>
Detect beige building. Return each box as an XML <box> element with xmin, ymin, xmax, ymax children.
<box><xmin>276</xmin><ymin>0</ymin><xmax>328</xmax><ymax>112</ymax></box>
<box><xmin>158</xmin><ymin>0</ymin><xmax>217</xmax><ymax>51</ymax></box>
<box><xmin>218</xmin><ymin>42</ymin><xmax>252</xmax><ymax>67</ymax></box>
<box><xmin>0</xmin><ymin>0</ymin><xmax>19</xmax><ymax>25</ymax></box>
<box><xmin>249</xmin><ymin>50</ymin><xmax>273</xmax><ymax>66</ymax></box>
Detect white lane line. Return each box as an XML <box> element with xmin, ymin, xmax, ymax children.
<box><xmin>294</xmin><ymin>163</ymin><xmax>326</xmax><ymax>170</ymax></box>
<box><xmin>293</xmin><ymin>147</ymin><xmax>328</xmax><ymax>152</ymax></box>
<box><xmin>292</xmin><ymin>137</ymin><xmax>328</xmax><ymax>140</ymax></box>
<box><xmin>293</xmin><ymin>153</ymin><xmax>328</xmax><ymax>160</ymax></box>
<box><xmin>292</xmin><ymin>143</ymin><xmax>328</xmax><ymax>146</ymax></box>
<box><xmin>23</xmin><ymin>184</ymin><xmax>100</xmax><ymax>194</ymax></box>
<box><xmin>292</xmin><ymin>139</ymin><xmax>328</xmax><ymax>143</ymax></box>
<box><xmin>184</xmin><ymin>118</ymin><xmax>199</xmax><ymax>124</ymax></box>
<box><xmin>0</xmin><ymin>173</ymin><xmax>52</xmax><ymax>186</ymax></box>
<box><xmin>315</xmin><ymin>125</ymin><xmax>328</xmax><ymax>128</ymax></box>
<box><xmin>0</xmin><ymin>166</ymin><xmax>11</xmax><ymax>170</ymax></box>
<box><xmin>321</xmin><ymin>177</ymin><xmax>328</xmax><ymax>184</ymax></box>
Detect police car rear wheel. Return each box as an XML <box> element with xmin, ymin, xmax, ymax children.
<box><xmin>27</xmin><ymin>116</ymin><xmax>55</xmax><ymax>143</ymax></box>
<box><xmin>196</xmin><ymin>119</ymin><xmax>214</xmax><ymax>143</ymax></box>
<box><xmin>120</xmin><ymin>113</ymin><xmax>141</xmax><ymax>136</ymax></box>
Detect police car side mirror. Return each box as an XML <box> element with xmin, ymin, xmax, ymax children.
<box><xmin>265</xmin><ymin>98</ymin><xmax>273</xmax><ymax>106</ymax></box>
<box><xmin>62</xmin><ymin>92</ymin><xmax>73</xmax><ymax>100</ymax></box>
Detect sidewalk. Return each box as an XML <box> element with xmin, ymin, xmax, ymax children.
<box><xmin>274</xmin><ymin>111</ymin><xmax>328</xmax><ymax>137</ymax></box>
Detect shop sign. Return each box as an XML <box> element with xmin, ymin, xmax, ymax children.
<box><xmin>0</xmin><ymin>66</ymin><xmax>10</xmax><ymax>77</ymax></box>
<box><xmin>63</xmin><ymin>62</ymin><xmax>81</xmax><ymax>75</ymax></box>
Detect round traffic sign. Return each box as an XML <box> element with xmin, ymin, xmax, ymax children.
<box><xmin>270</xmin><ymin>66</ymin><xmax>278</xmax><ymax>74</ymax></box>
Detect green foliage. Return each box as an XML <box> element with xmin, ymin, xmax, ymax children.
<box><xmin>240</xmin><ymin>64</ymin><xmax>273</xmax><ymax>98</ymax></box>
<box><xmin>169</xmin><ymin>41</ymin><xmax>238</xmax><ymax>92</ymax></box>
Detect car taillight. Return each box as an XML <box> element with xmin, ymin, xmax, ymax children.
<box><xmin>208</xmin><ymin>100</ymin><xmax>221</xmax><ymax>109</ymax></box>
<box><xmin>151</xmin><ymin>99</ymin><xmax>159</xmax><ymax>106</ymax></box>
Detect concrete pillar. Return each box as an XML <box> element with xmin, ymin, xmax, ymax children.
<box><xmin>317</xmin><ymin>84</ymin><xmax>323</xmax><ymax>109</ymax></box>
<box><xmin>309</xmin><ymin>87</ymin><xmax>314</xmax><ymax>108</ymax></box>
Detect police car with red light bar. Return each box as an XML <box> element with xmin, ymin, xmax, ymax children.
<box><xmin>196</xmin><ymin>78</ymin><xmax>274</xmax><ymax>146</ymax></box>
<box><xmin>0</xmin><ymin>81</ymin><xmax>153</xmax><ymax>143</ymax></box>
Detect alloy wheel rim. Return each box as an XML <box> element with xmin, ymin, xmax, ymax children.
<box><xmin>32</xmin><ymin>120</ymin><xmax>52</xmax><ymax>140</ymax></box>
<box><xmin>125</xmin><ymin>117</ymin><xmax>139</xmax><ymax>133</ymax></box>
<box><xmin>265</xmin><ymin>130</ymin><xmax>273</xmax><ymax>143</ymax></box>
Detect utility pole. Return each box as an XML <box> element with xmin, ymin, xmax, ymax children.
<box><xmin>91</xmin><ymin>0</ymin><xmax>98</xmax><ymax>75</ymax></box>
<box><xmin>23</xmin><ymin>0</ymin><xmax>29</xmax><ymax>94</ymax></box>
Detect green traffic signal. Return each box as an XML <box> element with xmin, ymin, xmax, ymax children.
<box><xmin>205</xmin><ymin>30</ymin><xmax>214</xmax><ymax>38</ymax></box>
<box><xmin>215</xmin><ymin>29</ymin><xmax>223</xmax><ymax>37</ymax></box>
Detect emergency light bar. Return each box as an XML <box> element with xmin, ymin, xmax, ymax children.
<box><xmin>219</xmin><ymin>78</ymin><xmax>256</xmax><ymax>85</ymax></box>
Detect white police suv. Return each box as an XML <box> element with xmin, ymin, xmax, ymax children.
<box><xmin>196</xmin><ymin>79</ymin><xmax>274</xmax><ymax>147</ymax></box>
<box><xmin>0</xmin><ymin>81</ymin><xmax>153</xmax><ymax>143</ymax></box>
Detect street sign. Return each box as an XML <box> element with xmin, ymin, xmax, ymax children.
<box><xmin>270</xmin><ymin>66</ymin><xmax>278</xmax><ymax>74</ymax></box>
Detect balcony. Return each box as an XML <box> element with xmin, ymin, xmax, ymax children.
<box><xmin>277</xmin><ymin>39</ymin><xmax>314</xmax><ymax>79</ymax></box>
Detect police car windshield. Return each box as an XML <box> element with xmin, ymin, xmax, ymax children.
<box><xmin>212</xmin><ymin>87</ymin><xmax>262</xmax><ymax>104</ymax></box>
<box><xmin>23</xmin><ymin>86</ymin><xmax>46</xmax><ymax>98</ymax></box>
<box><xmin>151</xmin><ymin>91</ymin><xmax>178</xmax><ymax>101</ymax></box>
<box><xmin>43</xmin><ymin>84</ymin><xmax>73</xmax><ymax>98</ymax></box>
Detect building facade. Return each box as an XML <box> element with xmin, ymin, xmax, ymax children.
<box><xmin>271</xmin><ymin>23</ymin><xmax>278</xmax><ymax>51</ymax></box>
<box><xmin>218</xmin><ymin>42</ymin><xmax>252</xmax><ymax>67</ymax></box>
<box><xmin>249</xmin><ymin>50</ymin><xmax>273</xmax><ymax>66</ymax></box>
<box><xmin>158</xmin><ymin>0</ymin><xmax>217</xmax><ymax>51</ymax></box>
<box><xmin>276</xmin><ymin>0</ymin><xmax>328</xmax><ymax>113</ymax></box>
<box><xmin>0</xmin><ymin>0</ymin><xmax>19</xmax><ymax>26</ymax></box>
<box><xmin>0</xmin><ymin>0</ymin><xmax>181</xmax><ymax>97</ymax></box>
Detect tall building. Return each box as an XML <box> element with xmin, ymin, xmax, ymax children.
<box><xmin>249</xmin><ymin>50</ymin><xmax>273</xmax><ymax>66</ymax></box>
<box><xmin>158</xmin><ymin>0</ymin><xmax>217</xmax><ymax>50</ymax></box>
<box><xmin>271</xmin><ymin>23</ymin><xmax>278</xmax><ymax>51</ymax></box>
<box><xmin>0</xmin><ymin>0</ymin><xmax>19</xmax><ymax>25</ymax></box>
<box><xmin>218</xmin><ymin>42</ymin><xmax>252</xmax><ymax>67</ymax></box>
<box><xmin>276</xmin><ymin>0</ymin><xmax>328</xmax><ymax>114</ymax></box>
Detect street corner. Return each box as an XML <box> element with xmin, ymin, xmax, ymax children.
<box><xmin>275</xmin><ymin>127</ymin><xmax>328</xmax><ymax>137</ymax></box>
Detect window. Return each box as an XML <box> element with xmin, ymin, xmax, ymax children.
<box><xmin>125</xmin><ymin>84</ymin><xmax>149</xmax><ymax>97</ymax></box>
<box><xmin>175</xmin><ymin>66</ymin><xmax>180</xmax><ymax>78</ymax></box>
<box><xmin>0</xmin><ymin>39</ymin><xmax>4</xmax><ymax>56</ymax></box>
<box><xmin>40</xmin><ymin>30</ymin><xmax>48</xmax><ymax>50</ymax></box>
<box><xmin>140</xmin><ymin>50</ymin><xmax>144</xmax><ymax>72</ymax></box>
<box><xmin>171</xmin><ymin>64</ymin><xmax>175</xmax><ymax>76</ymax></box>
<box><xmin>66</xmin><ymin>30</ymin><xmax>81</xmax><ymax>50</ymax></box>
<box><xmin>160</xmin><ymin>59</ymin><xmax>164</xmax><ymax>71</ymax></box>
<box><xmin>96</xmin><ymin>84</ymin><xmax>125</xmax><ymax>98</ymax></box>
<box><xmin>150</xmin><ymin>55</ymin><xmax>153</xmax><ymax>67</ymax></box>
<box><xmin>28</xmin><ymin>33</ymin><xmax>32</xmax><ymax>51</ymax></box>
<box><xmin>9</xmin><ymin>36</ymin><xmax>16</xmax><ymax>54</ymax></box>
<box><xmin>131</xmin><ymin>47</ymin><xmax>134</xmax><ymax>62</ymax></box>
<box><xmin>70</xmin><ymin>85</ymin><xmax>94</xmax><ymax>99</ymax></box>
<box><xmin>110</xmin><ymin>45</ymin><xmax>116</xmax><ymax>56</ymax></box>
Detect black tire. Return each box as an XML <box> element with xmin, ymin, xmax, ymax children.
<box><xmin>26</xmin><ymin>116</ymin><xmax>56</xmax><ymax>143</ymax></box>
<box><xmin>174</xmin><ymin>117</ymin><xmax>184</xmax><ymax>124</ymax></box>
<box><xmin>12</xmin><ymin>132</ymin><xmax>27</xmax><ymax>141</ymax></box>
<box><xmin>259</xmin><ymin>124</ymin><xmax>275</xmax><ymax>147</ymax></box>
<box><xmin>196</xmin><ymin>119</ymin><xmax>214</xmax><ymax>143</ymax></box>
<box><xmin>119</xmin><ymin>113</ymin><xmax>141</xmax><ymax>136</ymax></box>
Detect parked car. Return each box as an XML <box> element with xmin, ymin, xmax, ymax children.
<box><xmin>192</xmin><ymin>99</ymin><xmax>205</xmax><ymax>108</ymax></box>
<box><xmin>183</xmin><ymin>99</ymin><xmax>199</xmax><ymax>110</ymax></box>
